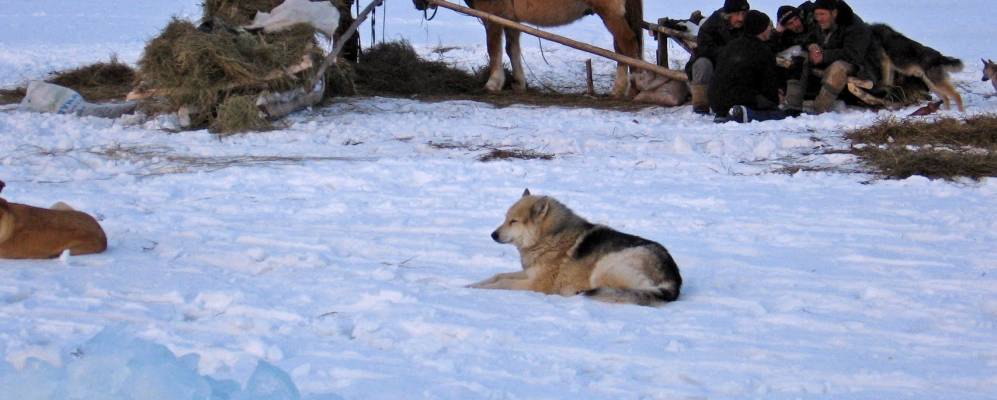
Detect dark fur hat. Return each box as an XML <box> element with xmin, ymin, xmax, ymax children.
<box><xmin>724</xmin><ymin>0</ymin><xmax>750</xmax><ymax>13</ymax></box>
<box><xmin>744</xmin><ymin>10</ymin><xmax>771</xmax><ymax>36</ymax></box>
<box><xmin>813</xmin><ymin>0</ymin><xmax>838</xmax><ymax>11</ymax></box>
<box><xmin>777</xmin><ymin>5</ymin><xmax>799</xmax><ymax>26</ymax></box>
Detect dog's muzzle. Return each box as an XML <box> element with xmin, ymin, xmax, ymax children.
<box><xmin>491</xmin><ymin>230</ymin><xmax>501</xmax><ymax>243</ymax></box>
<box><xmin>984</xmin><ymin>75</ymin><xmax>991</xmax><ymax>82</ymax></box>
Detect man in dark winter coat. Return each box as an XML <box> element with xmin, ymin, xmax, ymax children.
<box><xmin>770</xmin><ymin>2</ymin><xmax>816</xmax><ymax>112</ymax></box>
<box><xmin>771</xmin><ymin>2</ymin><xmax>815</xmax><ymax>53</ymax></box>
<box><xmin>709</xmin><ymin>10</ymin><xmax>790</xmax><ymax>123</ymax></box>
<box><xmin>686</xmin><ymin>0</ymin><xmax>750</xmax><ymax>114</ymax></box>
<box><xmin>805</xmin><ymin>0</ymin><xmax>880</xmax><ymax>113</ymax></box>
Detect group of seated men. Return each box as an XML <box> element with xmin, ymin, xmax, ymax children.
<box><xmin>685</xmin><ymin>0</ymin><xmax>881</xmax><ymax>123</ymax></box>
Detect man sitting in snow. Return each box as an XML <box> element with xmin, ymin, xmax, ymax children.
<box><xmin>805</xmin><ymin>0</ymin><xmax>880</xmax><ymax>114</ymax></box>
<box><xmin>686</xmin><ymin>0</ymin><xmax>751</xmax><ymax>114</ymax></box>
<box><xmin>708</xmin><ymin>10</ymin><xmax>790</xmax><ymax>123</ymax></box>
<box><xmin>771</xmin><ymin>2</ymin><xmax>816</xmax><ymax>53</ymax></box>
<box><xmin>770</xmin><ymin>2</ymin><xmax>816</xmax><ymax>112</ymax></box>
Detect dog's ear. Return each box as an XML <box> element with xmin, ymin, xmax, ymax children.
<box><xmin>522</xmin><ymin>188</ymin><xmax>531</xmax><ymax>197</ymax></box>
<box><xmin>531</xmin><ymin>198</ymin><xmax>549</xmax><ymax>219</ymax></box>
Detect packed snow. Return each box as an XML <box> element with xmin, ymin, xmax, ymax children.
<box><xmin>1</xmin><ymin>1</ymin><xmax>996</xmax><ymax>399</ymax></box>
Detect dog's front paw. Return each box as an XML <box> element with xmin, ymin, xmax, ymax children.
<box><xmin>467</xmin><ymin>281</ymin><xmax>491</xmax><ymax>289</ymax></box>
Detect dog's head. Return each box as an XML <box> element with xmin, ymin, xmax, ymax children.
<box><xmin>492</xmin><ymin>189</ymin><xmax>574</xmax><ymax>249</ymax></box>
<box><xmin>983</xmin><ymin>59</ymin><xmax>996</xmax><ymax>82</ymax></box>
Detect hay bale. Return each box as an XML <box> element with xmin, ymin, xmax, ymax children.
<box><xmin>211</xmin><ymin>95</ymin><xmax>273</xmax><ymax>134</ymax></box>
<box><xmin>354</xmin><ymin>41</ymin><xmax>483</xmax><ymax>95</ymax></box>
<box><xmin>137</xmin><ymin>18</ymin><xmax>322</xmax><ymax>128</ymax></box>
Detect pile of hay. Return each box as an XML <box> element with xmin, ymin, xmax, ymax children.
<box><xmin>847</xmin><ymin>114</ymin><xmax>997</xmax><ymax>181</ymax></box>
<box><xmin>0</xmin><ymin>58</ymin><xmax>134</xmax><ymax>105</ymax></box>
<box><xmin>48</xmin><ymin>58</ymin><xmax>136</xmax><ymax>102</ymax></box>
<box><xmin>3</xmin><ymin>0</ymin><xmax>352</xmax><ymax>134</ymax></box>
<box><xmin>0</xmin><ymin>87</ymin><xmax>26</xmax><ymax>105</ymax></box>
<box><xmin>136</xmin><ymin>16</ymin><xmax>323</xmax><ymax>131</ymax></box>
<box><xmin>354</xmin><ymin>41</ymin><xmax>485</xmax><ymax>96</ymax></box>
<box><xmin>211</xmin><ymin>95</ymin><xmax>274</xmax><ymax>135</ymax></box>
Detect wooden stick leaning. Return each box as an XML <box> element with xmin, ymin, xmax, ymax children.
<box><xmin>426</xmin><ymin>0</ymin><xmax>688</xmax><ymax>82</ymax></box>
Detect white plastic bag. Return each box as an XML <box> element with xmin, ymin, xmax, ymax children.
<box><xmin>20</xmin><ymin>80</ymin><xmax>85</xmax><ymax>114</ymax></box>
<box><xmin>244</xmin><ymin>0</ymin><xmax>340</xmax><ymax>39</ymax></box>
<box><xmin>20</xmin><ymin>80</ymin><xmax>137</xmax><ymax>118</ymax></box>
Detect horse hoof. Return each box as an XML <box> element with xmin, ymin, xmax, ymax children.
<box><xmin>485</xmin><ymin>81</ymin><xmax>504</xmax><ymax>93</ymax></box>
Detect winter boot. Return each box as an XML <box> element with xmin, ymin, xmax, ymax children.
<box><xmin>691</xmin><ymin>84</ymin><xmax>709</xmax><ymax>114</ymax></box>
<box><xmin>813</xmin><ymin>84</ymin><xmax>840</xmax><ymax>114</ymax></box>
<box><xmin>728</xmin><ymin>105</ymin><xmax>750</xmax><ymax>123</ymax></box>
<box><xmin>784</xmin><ymin>79</ymin><xmax>805</xmax><ymax>112</ymax></box>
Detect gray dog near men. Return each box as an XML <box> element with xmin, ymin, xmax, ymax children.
<box><xmin>471</xmin><ymin>189</ymin><xmax>682</xmax><ymax>306</ymax></box>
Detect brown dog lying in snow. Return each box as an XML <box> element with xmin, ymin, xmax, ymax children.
<box><xmin>0</xmin><ymin>180</ymin><xmax>107</xmax><ymax>259</ymax></box>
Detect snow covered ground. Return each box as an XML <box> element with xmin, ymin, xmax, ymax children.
<box><xmin>1</xmin><ymin>1</ymin><xmax>996</xmax><ymax>399</ymax></box>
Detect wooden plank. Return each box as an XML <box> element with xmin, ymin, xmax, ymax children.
<box><xmin>848</xmin><ymin>82</ymin><xmax>887</xmax><ymax>106</ymax></box>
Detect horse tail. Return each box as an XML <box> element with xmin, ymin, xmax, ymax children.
<box><xmin>624</xmin><ymin>0</ymin><xmax>644</xmax><ymax>58</ymax></box>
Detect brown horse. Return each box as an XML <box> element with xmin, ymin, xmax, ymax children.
<box><xmin>414</xmin><ymin>0</ymin><xmax>644</xmax><ymax>97</ymax></box>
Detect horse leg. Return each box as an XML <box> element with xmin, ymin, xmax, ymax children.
<box><xmin>595</xmin><ymin>13</ymin><xmax>639</xmax><ymax>98</ymax></box>
<box><xmin>504</xmin><ymin>28</ymin><xmax>527</xmax><ymax>92</ymax></box>
<box><xmin>485</xmin><ymin>22</ymin><xmax>506</xmax><ymax>93</ymax></box>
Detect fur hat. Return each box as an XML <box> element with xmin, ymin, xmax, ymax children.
<box><xmin>723</xmin><ymin>0</ymin><xmax>750</xmax><ymax>14</ymax></box>
<box><xmin>777</xmin><ymin>5</ymin><xmax>799</xmax><ymax>26</ymax></box>
<box><xmin>813</xmin><ymin>0</ymin><xmax>838</xmax><ymax>11</ymax></box>
<box><xmin>744</xmin><ymin>10</ymin><xmax>771</xmax><ymax>36</ymax></box>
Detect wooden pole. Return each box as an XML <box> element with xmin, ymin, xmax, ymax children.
<box><xmin>427</xmin><ymin>0</ymin><xmax>688</xmax><ymax>82</ymax></box>
<box><xmin>585</xmin><ymin>59</ymin><xmax>595</xmax><ymax>96</ymax></box>
<box><xmin>654</xmin><ymin>18</ymin><xmax>669</xmax><ymax>69</ymax></box>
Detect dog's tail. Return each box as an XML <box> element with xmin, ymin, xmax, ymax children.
<box><xmin>935</xmin><ymin>56</ymin><xmax>964</xmax><ymax>73</ymax></box>
<box><xmin>583</xmin><ymin>281</ymin><xmax>679</xmax><ymax>307</ymax></box>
